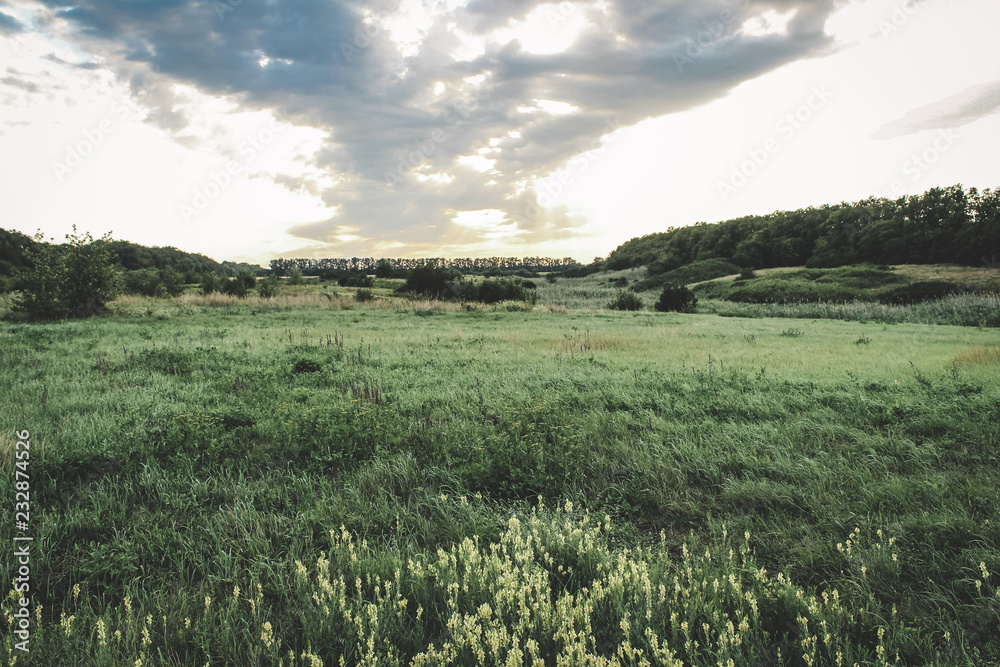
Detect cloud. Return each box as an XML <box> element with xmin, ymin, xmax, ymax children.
<box><xmin>0</xmin><ymin>10</ymin><xmax>24</xmax><ymax>34</ymax></box>
<box><xmin>872</xmin><ymin>79</ymin><xmax>1000</xmax><ymax>140</ymax></box>
<box><xmin>36</xmin><ymin>0</ymin><xmax>847</xmax><ymax>254</ymax></box>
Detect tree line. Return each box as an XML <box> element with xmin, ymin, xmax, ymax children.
<box><xmin>269</xmin><ymin>256</ymin><xmax>581</xmax><ymax>276</ymax></box>
<box><xmin>603</xmin><ymin>185</ymin><xmax>1000</xmax><ymax>276</ymax></box>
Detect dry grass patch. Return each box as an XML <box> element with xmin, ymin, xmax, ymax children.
<box><xmin>952</xmin><ymin>345</ymin><xmax>1000</xmax><ymax>365</ymax></box>
<box><xmin>892</xmin><ymin>263</ymin><xmax>1000</xmax><ymax>287</ymax></box>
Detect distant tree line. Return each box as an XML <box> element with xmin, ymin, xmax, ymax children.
<box><xmin>269</xmin><ymin>256</ymin><xmax>580</xmax><ymax>276</ymax></box>
<box><xmin>603</xmin><ymin>185</ymin><xmax>1000</xmax><ymax>277</ymax></box>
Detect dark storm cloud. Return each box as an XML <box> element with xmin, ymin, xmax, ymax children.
<box><xmin>872</xmin><ymin>79</ymin><xmax>1000</xmax><ymax>140</ymax></box>
<box><xmin>41</xmin><ymin>0</ymin><xmax>847</xmax><ymax>253</ymax></box>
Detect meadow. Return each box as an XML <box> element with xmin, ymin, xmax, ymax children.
<box><xmin>2</xmin><ymin>282</ymin><xmax>999</xmax><ymax>665</ymax></box>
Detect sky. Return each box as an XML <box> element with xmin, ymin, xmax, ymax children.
<box><xmin>1</xmin><ymin>0</ymin><xmax>998</xmax><ymax>266</ymax></box>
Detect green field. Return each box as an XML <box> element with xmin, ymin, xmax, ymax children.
<box><xmin>3</xmin><ymin>290</ymin><xmax>1000</xmax><ymax>665</ymax></box>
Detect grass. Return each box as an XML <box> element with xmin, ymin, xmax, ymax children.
<box><xmin>1</xmin><ymin>278</ymin><xmax>999</xmax><ymax>665</ymax></box>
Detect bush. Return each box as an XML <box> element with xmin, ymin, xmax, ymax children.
<box><xmin>123</xmin><ymin>268</ymin><xmax>163</xmax><ymax>297</ymax></box>
<box><xmin>655</xmin><ymin>285</ymin><xmax>698</xmax><ymax>313</ymax></box>
<box><xmin>354</xmin><ymin>288</ymin><xmax>374</xmax><ymax>302</ymax></box>
<box><xmin>257</xmin><ymin>275</ymin><xmax>279</xmax><ymax>298</ymax></box>
<box><xmin>160</xmin><ymin>269</ymin><xmax>185</xmax><ymax>297</ymax></box>
<box><xmin>292</xmin><ymin>358</ymin><xmax>322</xmax><ymax>373</ymax></box>
<box><xmin>288</xmin><ymin>266</ymin><xmax>303</xmax><ymax>285</ymax></box>
<box><xmin>397</xmin><ymin>265</ymin><xmax>463</xmax><ymax>300</ymax></box>
<box><xmin>14</xmin><ymin>227</ymin><xmax>121</xmax><ymax>319</ymax></box>
<box><xmin>878</xmin><ymin>281</ymin><xmax>966</xmax><ymax>305</ymax></box>
<box><xmin>338</xmin><ymin>274</ymin><xmax>374</xmax><ymax>288</ymax></box>
<box><xmin>200</xmin><ymin>272</ymin><xmax>223</xmax><ymax>295</ymax></box>
<box><xmin>737</xmin><ymin>266</ymin><xmax>756</xmax><ymax>281</ymax></box>
<box><xmin>223</xmin><ymin>270</ymin><xmax>256</xmax><ymax>298</ymax></box>
<box><xmin>474</xmin><ymin>278</ymin><xmax>535</xmax><ymax>304</ymax></box>
<box><xmin>607</xmin><ymin>289</ymin><xmax>644</xmax><ymax>311</ymax></box>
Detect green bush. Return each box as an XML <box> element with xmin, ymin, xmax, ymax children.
<box><xmin>293</xmin><ymin>358</ymin><xmax>323</xmax><ymax>373</ymax></box>
<box><xmin>338</xmin><ymin>274</ymin><xmax>374</xmax><ymax>288</ymax></box>
<box><xmin>123</xmin><ymin>268</ymin><xmax>163</xmax><ymax>297</ymax></box>
<box><xmin>200</xmin><ymin>272</ymin><xmax>224</xmax><ymax>295</ymax></box>
<box><xmin>607</xmin><ymin>289</ymin><xmax>644</xmax><ymax>311</ymax></box>
<box><xmin>354</xmin><ymin>288</ymin><xmax>374</xmax><ymax>302</ymax></box>
<box><xmin>223</xmin><ymin>270</ymin><xmax>256</xmax><ymax>298</ymax></box>
<box><xmin>13</xmin><ymin>226</ymin><xmax>121</xmax><ymax>319</ymax></box>
<box><xmin>878</xmin><ymin>281</ymin><xmax>966</xmax><ymax>305</ymax></box>
<box><xmin>256</xmin><ymin>275</ymin><xmax>279</xmax><ymax>298</ymax></box>
<box><xmin>654</xmin><ymin>284</ymin><xmax>698</xmax><ymax>313</ymax></box>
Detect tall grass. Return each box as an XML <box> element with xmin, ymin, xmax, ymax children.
<box><xmin>699</xmin><ymin>293</ymin><xmax>1000</xmax><ymax>327</ymax></box>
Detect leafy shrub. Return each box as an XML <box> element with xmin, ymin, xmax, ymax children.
<box><xmin>288</xmin><ymin>266</ymin><xmax>304</xmax><ymax>284</ymax></box>
<box><xmin>223</xmin><ymin>270</ymin><xmax>256</xmax><ymax>298</ymax></box>
<box><xmin>160</xmin><ymin>269</ymin><xmax>186</xmax><ymax>297</ymax></box>
<box><xmin>14</xmin><ymin>227</ymin><xmax>121</xmax><ymax>319</ymax></box>
<box><xmin>200</xmin><ymin>272</ymin><xmax>223</xmax><ymax>295</ymax></box>
<box><xmin>474</xmin><ymin>278</ymin><xmax>535</xmax><ymax>304</ymax></box>
<box><xmin>292</xmin><ymin>358</ymin><xmax>323</xmax><ymax>373</ymax></box>
<box><xmin>123</xmin><ymin>268</ymin><xmax>163</xmax><ymax>297</ymax></box>
<box><xmin>256</xmin><ymin>275</ymin><xmax>279</xmax><ymax>298</ymax></box>
<box><xmin>397</xmin><ymin>265</ymin><xmax>463</xmax><ymax>299</ymax></box>
<box><xmin>545</xmin><ymin>274</ymin><xmax>558</xmax><ymax>284</ymax></box>
<box><xmin>738</xmin><ymin>266</ymin><xmax>756</xmax><ymax>280</ymax></box>
<box><xmin>338</xmin><ymin>274</ymin><xmax>374</xmax><ymax>288</ymax></box>
<box><xmin>878</xmin><ymin>281</ymin><xmax>966</xmax><ymax>305</ymax></box>
<box><xmin>354</xmin><ymin>288</ymin><xmax>374</xmax><ymax>302</ymax></box>
<box><xmin>655</xmin><ymin>284</ymin><xmax>698</xmax><ymax>313</ymax></box>
<box><xmin>607</xmin><ymin>289</ymin><xmax>644</xmax><ymax>311</ymax></box>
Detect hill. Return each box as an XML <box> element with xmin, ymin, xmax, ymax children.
<box><xmin>604</xmin><ymin>184</ymin><xmax>1000</xmax><ymax>290</ymax></box>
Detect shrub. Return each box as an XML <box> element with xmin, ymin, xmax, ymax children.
<box><xmin>545</xmin><ymin>274</ymin><xmax>558</xmax><ymax>284</ymax></box>
<box><xmin>257</xmin><ymin>275</ymin><xmax>279</xmax><ymax>298</ymax></box>
<box><xmin>123</xmin><ymin>268</ymin><xmax>163</xmax><ymax>297</ymax></box>
<box><xmin>607</xmin><ymin>289</ymin><xmax>644</xmax><ymax>311</ymax></box>
<box><xmin>878</xmin><ymin>281</ymin><xmax>966</xmax><ymax>305</ymax></box>
<box><xmin>737</xmin><ymin>266</ymin><xmax>756</xmax><ymax>281</ymax></box>
<box><xmin>292</xmin><ymin>358</ymin><xmax>322</xmax><ymax>373</ymax></box>
<box><xmin>14</xmin><ymin>226</ymin><xmax>121</xmax><ymax>319</ymax></box>
<box><xmin>397</xmin><ymin>265</ymin><xmax>463</xmax><ymax>300</ymax></box>
<box><xmin>160</xmin><ymin>269</ymin><xmax>186</xmax><ymax>297</ymax></box>
<box><xmin>200</xmin><ymin>272</ymin><xmax>223</xmax><ymax>295</ymax></box>
<box><xmin>288</xmin><ymin>266</ymin><xmax>304</xmax><ymax>285</ymax></box>
<box><xmin>338</xmin><ymin>274</ymin><xmax>374</xmax><ymax>288</ymax></box>
<box><xmin>223</xmin><ymin>270</ymin><xmax>256</xmax><ymax>298</ymax></box>
<box><xmin>655</xmin><ymin>285</ymin><xmax>698</xmax><ymax>313</ymax></box>
<box><xmin>475</xmin><ymin>278</ymin><xmax>534</xmax><ymax>304</ymax></box>
<box><xmin>354</xmin><ymin>288</ymin><xmax>374</xmax><ymax>302</ymax></box>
